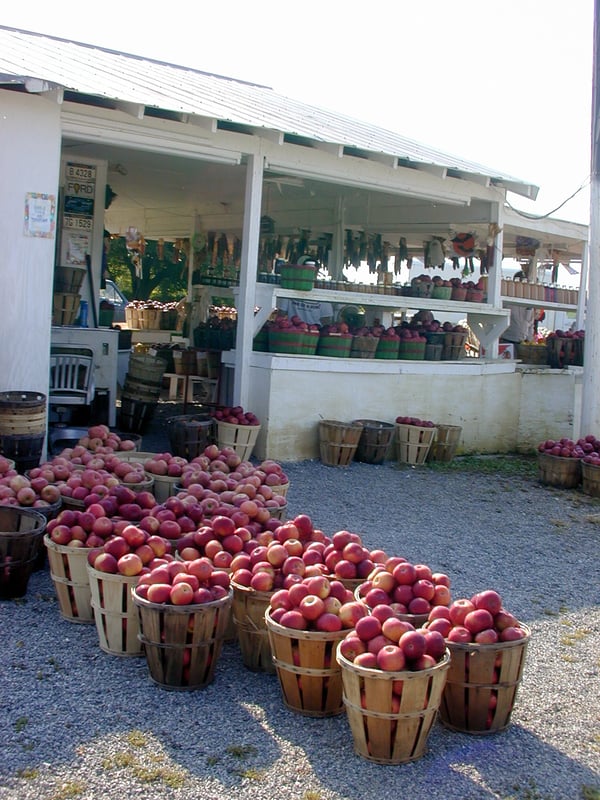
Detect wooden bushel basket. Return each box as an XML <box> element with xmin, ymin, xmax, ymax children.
<box><xmin>216</xmin><ymin>421</ymin><xmax>261</xmax><ymax>461</ymax></box>
<box><xmin>395</xmin><ymin>424</ymin><xmax>437</xmax><ymax>466</ymax></box>
<box><xmin>537</xmin><ymin>452</ymin><xmax>582</xmax><ymax>489</ymax></box>
<box><xmin>337</xmin><ymin>648</ymin><xmax>450</xmax><ymax>764</ymax></box>
<box><xmin>319</xmin><ymin>420</ymin><xmax>363</xmax><ymax>467</ymax></box>
<box><xmin>427</xmin><ymin>424</ymin><xmax>462</xmax><ymax>463</ymax></box>
<box><xmin>352</xmin><ymin>419</ymin><xmax>395</xmax><ymax>465</ymax></box>
<box><xmin>581</xmin><ymin>460</ymin><xmax>600</xmax><ymax>497</ymax></box>
<box><xmin>231</xmin><ymin>581</ymin><xmax>275</xmax><ymax>673</ymax></box>
<box><xmin>132</xmin><ymin>589</ymin><xmax>233</xmax><ymax>690</ymax></box>
<box><xmin>87</xmin><ymin>565</ymin><xmax>143</xmax><ymax>656</ymax></box>
<box><xmin>44</xmin><ymin>534</ymin><xmax>94</xmax><ymax>623</ymax></box>
<box><xmin>265</xmin><ymin>610</ymin><xmax>347</xmax><ymax>717</ymax></box>
<box><xmin>0</xmin><ymin>508</ymin><xmax>46</xmax><ymax>599</ymax></box>
<box><xmin>439</xmin><ymin>625</ymin><xmax>531</xmax><ymax>734</ymax></box>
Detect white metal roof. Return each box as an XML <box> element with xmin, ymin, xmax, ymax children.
<box><xmin>0</xmin><ymin>25</ymin><xmax>537</xmax><ymax>199</ymax></box>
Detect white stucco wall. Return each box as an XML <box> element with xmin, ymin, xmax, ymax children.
<box><xmin>0</xmin><ymin>91</ymin><xmax>61</xmax><ymax>397</ymax></box>
<box><xmin>221</xmin><ymin>353</ymin><xmax>582</xmax><ymax>462</ymax></box>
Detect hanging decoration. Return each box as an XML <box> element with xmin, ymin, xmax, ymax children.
<box><xmin>425</xmin><ymin>237</ymin><xmax>446</xmax><ymax>269</ymax></box>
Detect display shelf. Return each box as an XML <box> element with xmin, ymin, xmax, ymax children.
<box><xmin>248</xmin><ymin>284</ymin><xmax>510</xmax><ymax>354</ymax></box>
<box><xmin>502</xmin><ymin>296</ymin><xmax>577</xmax><ymax>312</ymax></box>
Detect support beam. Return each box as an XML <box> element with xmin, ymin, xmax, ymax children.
<box><xmin>233</xmin><ymin>152</ymin><xmax>263</xmax><ymax>409</ymax></box>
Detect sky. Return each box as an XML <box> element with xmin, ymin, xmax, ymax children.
<box><xmin>1</xmin><ymin>0</ymin><xmax>594</xmax><ymax>225</ymax></box>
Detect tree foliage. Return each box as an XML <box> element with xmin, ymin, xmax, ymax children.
<box><xmin>105</xmin><ymin>236</ymin><xmax>188</xmax><ymax>301</ymax></box>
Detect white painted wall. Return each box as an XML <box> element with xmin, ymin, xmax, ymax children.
<box><xmin>221</xmin><ymin>353</ymin><xmax>582</xmax><ymax>462</ymax></box>
<box><xmin>0</xmin><ymin>92</ymin><xmax>61</xmax><ymax>398</ymax></box>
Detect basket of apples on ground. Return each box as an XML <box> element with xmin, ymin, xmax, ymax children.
<box><xmin>354</xmin><ymin>556</ymin><xmax>452</xmax><ymax>629</ymax></box>
<box><xmin>536</xmin><ymin>437</ymin><xmax>583</xmax><ymax>489</ymax></box>
<box><xmin>85</xmin><ymin>524</ymin><xmax>174</xmax><ymax>657</ymax></box>
<box><xmin>427</xmin><ymin>589</ymin><xmax>530</xmax><ymax>734</ymax></box>
<box><xmin>395</xmin><ymin>417</ymin><xmax>437</xmax><ymax>465</ymax></box>
<box><xmin>132</xmin><ymin>558</ymin><xmax>233</xmax><ymax>690</ymax></box>
<box><xmin>265</xmin><ymin>574</ymin><xmax>368</xmax><ymax>717</ymax></box>
<box><xmin>579</xmin><ymin>434</ymin><xmax>600</xmax><ymax>497</ymax></box>
<box><xmin>335</xmin><ymin>612</ymin><xmax>450</xmax><ymax>764</ymax></box>
<box><xmin>212</xmin><ymin>406</ymin><xmax>261</xmax><ymax>461</ymax></box>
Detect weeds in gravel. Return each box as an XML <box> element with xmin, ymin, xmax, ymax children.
<box><xmin>126</xmin><ymin>729</ymin><xmax>149</xmax><ymax>747</ymax></box>
<box><xmin>582</xmin><ymin>787</ymin><xmax>600</xmax><ymax>800</ymax></box>
<box><xmin>226</xmin><ymin>744</ymin><xmax>258</xmax><ymax>759</ymax></box>
<box><xmin>426</xmin><ymin>454</ymin><xmax>538</xmax><ymax>478</ymax></box>
<box><xmin>16</xmin><ymin>767</ymin><xmax>38</xmax><ymax>779</ymax></box>
<box><xmin>303</xmin><ymin>792</ymin><xmax>324</xmax><ymax>800</ymax></box>
<box><xmin>14</xmin><ymin>716</ymin><xmax>28</xmax><ymax>733</ymax></box>
<box><xmin>50</xmin><ymin>781</ymin><xmax>86</xmax><ymax>800</ymax></box>
<box><xmin>504</xmin><ymin>778</ymin><xmax>553</xmax><ymax>799</ymax></box>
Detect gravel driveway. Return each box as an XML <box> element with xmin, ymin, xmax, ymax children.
<box><xmin>1</xmin><ymin>404</ymin><xmax>599</xmax><ymax>800</ymax></box>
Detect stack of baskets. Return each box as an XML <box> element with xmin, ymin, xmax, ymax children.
<box><xmin>52</xmin><ymin>267</ymin><xmax>85</xmax><ymax>326</ymax></box>
<box><xmin>119</xmin><ymin>354</ymin><xmax>166</xmax><ymax>435</ymax></box>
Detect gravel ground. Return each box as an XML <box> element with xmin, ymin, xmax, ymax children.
<box><xmin>1</xmin><ymin>401</ymin><xmax>599</xmax><ymax>800</ymax></box>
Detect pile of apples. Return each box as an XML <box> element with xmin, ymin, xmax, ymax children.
<box><xmin>537</xmin><ymin>437</ymin><xmax>584</xmax><ymax>459</ymax></box>
<box><xmin>268</xmin><ymin>314</ymin><xmax>320</xmax><ymax>334</ymax></box>
<box><xmin>319</xmin><ymin>323</ymin><xmax>351</xmax><ymax>337</ymax></box>
<box><xmin>86</xmin><ymin>523</ymin><xmax>174</xmax><ymax>576</ymax></box>
<box><xmin>267</xmin><ymin>575</ymin><xmax>366</xmax><ymax>632</ymax></box>
<box><xmin>212</xmin><ymin>405</ymin><xmax>260</xmax><ymax>426</ymax></box>
<box><xmin>133</xmin><ymin>558</ymin><xmax>231</xmax><ymax>605</ymax></box>
<box><xmin>355</xmin><ymin>557</ymin><xmax>451</xmax><ymax>618</ymax></box>
<box><xmin>537</xmin><ymin>433</ymin><xmax>600</xmax><ymax>463</ymax></box>
<box><xmin>134</xmin><ymin>453</ymin><xmax>188</xmax><ymax>479</ymax></box>
<box><xmin>422</xmin><ymin>589</ymin><xmax>527</xmax><ymax>644</ymax></box>
<box><xmin>76</xmin><ymin>424</ymin><xmax>139</xmax><ymax>453</ymax></box>
<box><xmin>228</xmin><ymin>517</ymin><xmax>389</xmax><ymax>593</ymax></box>
<box><xmin>0</xmin><ymin>470</ymin><xmax>62</xmax><ymax>509</ymax></box>
<box><xmin>395</xmin><ymin>416</ymin><xmax>436</xmax><ymax>428</ymax></box>
<box><xmin>337</xmin><ymin>612</ymin><xmax>447</xmax><ymax>673</ymax></box>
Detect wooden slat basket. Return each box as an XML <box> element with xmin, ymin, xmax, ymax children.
<box><xmin>396</xmin><ymin>423</ymin><xmax>437</xmax><ymax>466</ymax></box>
<box><xmin>265</xmin><ymin>609</ymin><xmax>347</xmax><ymax>717</ymax></box>
<box><xmin>132</xmin><ymin>589</ymin><xmax>233</xmax><ymax>689</ymax></box>
<box><xmin>319</xmin><ymin>420</ymin><xmax>363</xmax><ymax>467</ymax></box>
<box><xmin>231</xmin><ymin>580</ymin><xmax>275</xmax><ymax>673</ymax></box>
<box><xmin>439</xmin><ymin>625</ymin><xmax>531</xmax><ymax>734</ymax></box>
<box><xmin>337</xmin><ymin>648</ymin><xmax>450</xmax><ymax>764</ymax></box>
<box><xmin>44</xmin><ymin>534</ymin><xmax>94</xmax><ymax>623</ymax></box>
<box><xmin>87</xmin><ymin>565</ymin><xmax>143</xmax><ymax>656</ymax></box>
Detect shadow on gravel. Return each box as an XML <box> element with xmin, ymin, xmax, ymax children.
<box><xmin>274</xmin><ymin>710</ymin><xmax>600</xmax><ymax>800</ymax></box>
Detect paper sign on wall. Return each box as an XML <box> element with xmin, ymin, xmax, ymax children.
<box><xmin>24</xmin><ymin>192</ymin><xmax>56</xmax><ymax>238</ymax></box>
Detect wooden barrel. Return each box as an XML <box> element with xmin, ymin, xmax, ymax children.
<box><xmin>0</xmin><ymin>391</ymin><xmax>47</xmax><ymax>472</ymax></box>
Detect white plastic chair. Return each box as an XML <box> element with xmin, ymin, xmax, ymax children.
<box><xmin>49</xmin><ymin>347</ymin><xmax>95</xmax><ymax>415</ymax></box>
